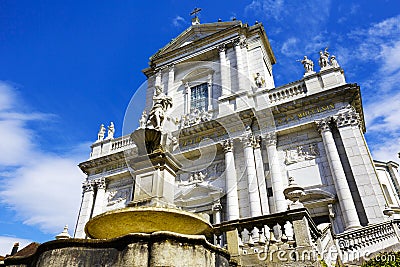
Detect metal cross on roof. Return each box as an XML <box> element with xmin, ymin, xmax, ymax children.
<box><xmin>190</xmin><ymin>7</ymin><xmax>202</xmax><ymax>17</ymax></box>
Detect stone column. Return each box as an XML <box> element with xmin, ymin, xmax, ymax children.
<box><xmin>316</xmin><ymin>118</ymin><xmax>361</xmax><ymax>230</ymax></box>
<box><xmin>74</xmin><ymin>181</ymin><xmax>95</xmax><ymax>238</ymax></box>
<box><xmin>167</xmin><ymin>64</ymin><xmax>174</xmax><ymax>95</ymax></box>
<box><xmin>92</xmin><ymin>178</ymin><xmax>106</xmax><ymax>217</ymax></box>
<box><xmin>265</xmin><ymin>132</ymin><xmax>287</xmax><ymax>213</ymax></box>
<box><xmin>254</xmin><ymin>136</ymin><xmax>270</xmax><ymax>215</ymax></box>
<box><xmin>334</xmin><ymin>107</ymin><xmax>386</xmax><ymax>223</ymax></box>
<box><xmin>234</xmin><ymin>38</ymin><xmax>245</xmax><ymax>92</ymax></box>
<box><xmin>242</xmin><ymin>134</ymin><xmax>262</xmax><ymax>217</ymax></box>
<box><xmin>218</xmin><ymin>44</ymin><xmax>229</xmax><ymax>96</ymax></box>
<box><xmin>222</xmin><ymin>139</ymin><xmax>240</xmax><ymax>220</ymax></box>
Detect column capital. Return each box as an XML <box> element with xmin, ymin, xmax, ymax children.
<box><xmin>315</xmin><ymin>117</ymin><xmax>332</xmax><ymax>133</ymax></box>
<box><xmin>241</xmin><ymin>133</ymin><xmax>256</xmax><ymax>148</ymax></box>
<box><xmin>334</xmin><ymin>106</ymin><xmax>360</xmax><ymax>128</ymax></box>
<box><xmin>218</xmin><ymin>44</ymin><xmax>226</xmax><ymax>53</ymax></box>
<box><xmin>222</xmin><ymin>139</ymin><xmax>233</xmax><ymax>153</ymax></box>
<box><xmin>94</xmin><ymin>178</ymin><xmax>106</xmax><ymax>189</ymax></box>
<box><xmin>82</xmin><ymin>181</ymin><xmax>94</xmax><ymax>193</ymax></box>
<box><xmin>253</xmin><ymin>135</ymin><xmax>262</xmax><ymax>149</ymax></box>
<box><xmin>264</xmin><ymin>132</ymin><xmax>277</xmax><ymax>146</ymax></box>
<box><xmin>233</xmin><ymin>36</ymin><xmax>247</xmax><ymax>49</ymax></box>
<box><xmin>167</xmin><ymin>64</ymin><xmax>175</xmax><ymax>72</ymax></box>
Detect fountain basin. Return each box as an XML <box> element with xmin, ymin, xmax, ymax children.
<box><xmin>85</xmin><ymin>206</ymin><xmax>213</xmax><ymax>239</ymax></box>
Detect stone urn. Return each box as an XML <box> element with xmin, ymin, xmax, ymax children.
<box><xmin>283</xmin><ymin>177</ymin><xmax>306</xmax><ymax>210</ymax></box>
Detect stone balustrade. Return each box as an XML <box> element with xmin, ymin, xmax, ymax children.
<box><xmin>333</xmin><ymin>220</ymin><xmax>400</xmax><ymax>264</ymax></box>
<box><xmin>268</xmin><ymin>81</ymin><xmax>307</xmax><ymax>104</ymax></box>
<box><xmin>111</xmin><ymin>136</ymin><xmax>134</xmax><ymax>151</ymax></box>
<box><xmin>213</xmin><ymin>208</ymin><xmax>321</xmax><ymax>264</ymax></box>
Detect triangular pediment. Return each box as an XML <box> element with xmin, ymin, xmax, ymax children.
<box><xmin>151</xmin><ymin>21</ymin><xmax>241</xmax><ymax>59</ymax></box>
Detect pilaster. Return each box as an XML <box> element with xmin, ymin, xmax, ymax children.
<box><xmin>74</xmin><ymin>181</ymin><xmax>95</xmax><ymax>238</ymax></box>
<box><xmin>334</xmin><ymin>107</ymin><xmax>386</xmax><ymax>223</ymax></box>
<box><xmin>167</xmin><ymin>64</ymin><xmax>175</xmax><ymax>95</ymax></box>
<box><xmin>218</xmin><ymin>44</ymin><xmax>229</xmax><ymax>96</ymax></box>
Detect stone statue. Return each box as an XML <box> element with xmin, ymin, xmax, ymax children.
<box><xmin>107</xmin><ymin>122</ymin><xmax>115</xmax><ymax>139</ymax></box>
<box><xmin>318</xmin><ymin>50</ymin><xmax>329</xmax><ymax>68</ymax></box>
<box><xmin>300</xmin><ymin>56</ymin><xmax>314</xmax><ymax>73</ymax></box>
<box><xmin>146</xmin><ymin>86</ymin><xmax>173</xmax><ymax>131</ymax></box>
<box><xmin>330</xmin><ymin>55</ymin><xmax>340</xmax><ymax>68</ymax></box>
<box><xmin>97</xmin><ymin>124</ymin><xmax>106</xmax><ymax>141</ymax></box>
<box><xmin>139</xmin><ymin>111</ymin><xmax>147</xmax><ymax>129</ymax></box>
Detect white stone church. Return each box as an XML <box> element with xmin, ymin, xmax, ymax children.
<box><xmin>73</xmin><ymin>17</ymin><xmax>400</xmax><ymax>266</ymax></box>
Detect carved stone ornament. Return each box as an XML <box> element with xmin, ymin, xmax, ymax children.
<box><xmin>222</xmin><ymin>139</ymin><xmax>233</xmax><ymax>153</ymax></box>
<box><xmin>212</xmin><ymin>201</ymin><xmax>223</xmax><ymax>212</ymax></box>
<box><xmin>334</xmin><ymin>105</ymin><xmax>360</xmax><ymax>128</ymax></box>
<box><xmin>218</xmin><ymin>44</ymin><xmax>226</xmax><ymax>53</ymax></box>
<box><xmin>283</xmin><ymin>177</ymin><xmax>305</xmax><ymax>210</ymax></box>
<box><xmin>315</xmin><ymin>117</ymin><xmax>332</xmax><ymax>133</ymax></box>
<box><xmin>178</xmin><ymin>108</ymin><xmax>212</xmax><ymax>129</ymax></box>
<box><xmin>284</xmin><ymin>143</ymin><xmax>320</xmax><ymax>165</ymax></box>
<box><xmin>107</xmin><ymin>188</ymin><xmax>130</xmax><ymax>206</ymax></box>
<box><xmin>94</xmin><ymin>178</ymin><xmax>106</xmax><ymax>190</ymax></box>
<box><xmin>188</xmin><ymin>171</ymin><xmax>206</xmax><ymax>183</ymax></box>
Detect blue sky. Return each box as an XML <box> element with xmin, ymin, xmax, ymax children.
<box><xmin>0</xmin><ymin>0</ymin><xmax>399</xmax><ymax>255</ymax></box>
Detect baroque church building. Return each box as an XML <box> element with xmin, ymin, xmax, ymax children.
<box><xmin>5</xmin><ymin>17</ymin><xmax>400</xmax><ymax>267</ymax></box>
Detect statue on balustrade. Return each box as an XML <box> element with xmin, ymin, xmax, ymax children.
<box><xmin>97</xmin><ymin>124</ymin><xmax>106</xmax><ymax>141</ymax></box>
<box><xmin>300</xmin><ymin>56</ymin><xmax>314</xmax><ymax>73</ymax></box>
<box><xmin>146</xmin><ymin>86</ymin><xmax>172</xmax><ymax>131</ymax></box>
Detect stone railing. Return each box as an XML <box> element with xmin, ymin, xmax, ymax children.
<box><xmin>111</xmin><ymin>136</ymin><xmax>134</xmax><ymax>151</ymax></box>
<box><xmin>334</xmin><ymin>220</ymin><xmax>400</xmax><ymax>263</ymax></box>
<box><xmin>268</xmin><ymin>81</ymin><xmax>307</xmax><ymax>103</ymax></box>
<box><xmin>213</xmin><ymin>208</ymin><xmax>321</xmax><ymax>264</ymax></box>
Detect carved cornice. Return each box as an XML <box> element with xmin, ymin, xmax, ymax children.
<box><xmin>334</xmin><ymin>106</ymin><xmax>360</xmax><ymax>128</ymax></box>
<box><xmin>315</xmin><ymin>117</ymin><xmax>332</xmax><ymax>133</ymax></box>
<box><xmin>222</xmin><ymin>139</ymin><xmax>233</xmax><ymax>153</ymax></box>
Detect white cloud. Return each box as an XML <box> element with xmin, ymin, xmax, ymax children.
<box><xmin>0</xmin><ymin>236</ymin><xmax>33</xmax><ymax>256</ymax></box>
<box><xmin>245</xmin><ymin>0</ymin><xmax>285</xmax><ymax>21</ymax></box>
<box><xmin>0</xmin><ymin>81</ymin><xmax>87</xmax><ymax>236</ymax></box>
<box><xmin>280</xmin><ymin>37</ymin><xmax>299</xmax><ymax>56</ymax></box>
<box><xmin>172</xmin><ymin>16</ymin><xmax>186</xmax><ymax>27</ymax></box>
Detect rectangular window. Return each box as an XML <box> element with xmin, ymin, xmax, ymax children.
<box><xmin>190</xmin><ymin>83</ymin><xmax>208</xmax><ymax>111</ymax></box>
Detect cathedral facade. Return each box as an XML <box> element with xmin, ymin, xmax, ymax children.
<box><xmin>72</xmin><ymin>18</ymin><xmax>400</xmax><ymax>265</ymax></box>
